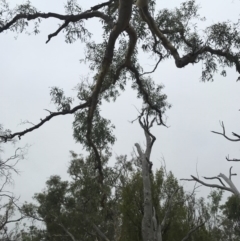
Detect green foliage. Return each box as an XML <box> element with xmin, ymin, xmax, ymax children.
<box><xmin>120</xmin><ymin>172</ymin><xmax>143</xmax><ymax>241</ymax></box>
<box><xmin>63</xmin><ymin>0</ymin><xmax>92</xmax><ymax>43</ymax></box>
<box><xmin>73</xmin><ymin>107</ymin><xmax>116</xmax><ymax>155</ymax></box>
<box><xmin>50</xmin><ymin>87</ymin><xmax>73</xmax><ymax>112</ymax></box>
<box><xmin>123</xmin><ymin>169</ymin><xmax>207</xmax><ymax>241</ymax></box>
<box><xmin>222</xmin><ymin>195</ymin><xmax>240</xmax><ymax>222</ymax></box>
<box><xmin>20</xmin><ymin>226</ymin><xmax>46</xmax><ymax>241</ymax></box>
<box><xmin>0</xmin><ymin>0</ymin><xmax>40</xmax><ymax>34</ymax></box>
<box><xmin>17</xmin><ymin>152</ymin><xmax>240</xmax><ymax>241</ymax></box>
<box><xmin>221</xmin><ymin>195</ymin><xmax>240</xmax><ymax>237</ymax></box>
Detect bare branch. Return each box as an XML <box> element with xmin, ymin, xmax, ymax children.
<box><xmin>211</xmin><ymin>121</ymin><xmax>240</xmax><ymax>142</ymax></box>
<box><xmin>138</xmin><ymin>111</ymin><xmax>156</xmax><ymax>159</ymax></box>
<box><xmin>140</xmin><ymin>57</ymin><xmax>162</xmax><ymax>76</ymax></box>
<box><xmin>185</xmin><ymin>169</ymin><xmax>240</xmax><ymax>198</ymax></box>
<box><xmin>226</xmin><ymin>156</ymin><xmax>240</xmax><ymax>162</ymax></box>
<box><xmin>229</xmin><ymin>166</ymin><xmax>237</xmax><ymax>180</ymax></box>
<box><xmin>0</xmin><ymin>216</ymin><xmax>25</xmax><ymax>231</ymax></box>
<box><xmin>181</xmin><ymin>222</ymin><xmax>205</xmax><ymax>241</ymax></box>
<box><xmin>232</xmin><ymin>132</ymin><xmax>240</xmax><ymax>139</ymax></box>
<box><xmin>161</xmin><ymin>188</ymin><xmax>179</xmax><ymax>229</ymax></box>
<box><xmin>46</xmin><ymin>21</ymin><xmax>69</xmax><ymax>43</ymax></box>
<box><xmin>189</xmin><ymin>175</ymin><xmax>235</xmax><ymax>194</ymax></box>
<box><xmin>19</xmin><ymin>120</ymin><xmax>35</xmax><ymax>126</ymax></box>
<box><xmin>180</xmin><ymin>178</ymin><xmax>194</xmax><ymax>181</ymax></box>
<box><xmin>92</xmin><ymin>223</ymin><xmax>110</xmax><ymax>241</ymax></box>
<box><xmin>58</xmin><ymin>223</ymin><xmax>77</xmax><ymax>241</ymax></box>
<box><xmin>218</xmin><ymin>173</ymin><xmax>240</xmax><ymax>196</ymax></box>
<box><xmin>140</xmin><ymin>41</ymin><xmax>163</xmax><ymax>76</ymax></box>
<box><xmin>203</xmin><ymin>176</ymin><xmax>226</xmax><ymax>187</ymax></box>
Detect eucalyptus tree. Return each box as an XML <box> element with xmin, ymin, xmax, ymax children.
<box><xmin>133</xmin><ymin>112</ymin><xmax>210</xmax><ymax>241</ymax></box>
<box><xmin>1</xmin><ymin>0</ymin><xmax>240</xmax><ymax>240</ymax></box>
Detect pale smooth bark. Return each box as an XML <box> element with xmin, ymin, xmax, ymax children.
<box><xmin>135</xmin><ymin>127</ymin><xmax>162</xmax><ymax>241</ymax></box>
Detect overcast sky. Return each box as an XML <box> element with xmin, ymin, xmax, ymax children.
<box><xmin>0</xmin><ymin>0</ymin><xmax>240</xmax><ymax>205</ymax></box>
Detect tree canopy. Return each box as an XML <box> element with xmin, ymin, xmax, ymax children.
<box><xmin>0</xmin><ymin>0</ymin><xmax>240</xmax><ymax>240</ymax></box>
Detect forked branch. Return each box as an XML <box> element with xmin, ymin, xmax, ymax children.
<box><xmin>139</xmin><ymin>6</ymin><xmax>240</xmax><ymax>73</ymax></box>
<box><xmin>211</xmin><ymin>121</ymin><xmax>240</xmax><ymax>142</ymax></box>
<box><xmin>182</xmin><ymin>167</ymin><xmax>240</xmax><ymax>197</ymax></box>
<box><xmin>85</xmin><ymin>0</ymin><xmax>134</xmax><ymax>186</ymax></box>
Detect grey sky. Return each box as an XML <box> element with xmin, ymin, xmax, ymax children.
<box><xmin>0</xmin><ymin>0</ymin><xmax>240</xmax><ymax>205</ymax></box>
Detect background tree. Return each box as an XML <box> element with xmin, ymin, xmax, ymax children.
<box><xmin>221</xmin><ymin>194</ymin><xmax>240</xmax><ymax>239</ymax></box>
<box><xmin>21</xmin><ymin>146</ymin><xmax>240</xmax><ymax>240</ymax></box>
<box><xmin>22</xmin><ymin>152</ymin><xmax>131</xmax><ymax>241</ymax></box>
<box><xmin>0</xmin><ymin>125</ymin><xmax>28</xmax><ymax>240</ymax></box>
<box><xmin>20</xmin><ymin>113</ymin><xmax>213</xmax><ymax>241</ymax></box>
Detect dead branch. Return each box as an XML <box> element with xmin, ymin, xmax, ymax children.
<box><xmin>187</xmin><ymin>175</ymin><xmax>237</xmax><ymax>195</ymax></box>
<box><xmin>46</xmin><ymin>21</ymin><xmax>69</xmax><ymax>43</ymax></box>
<box><xmin>19</xmin><ymin>120</ymin><xmax>35</xmax><ymax>126</ymax></box>
<box><xmin>58</xmin><ymin>223</ymin><xmax>77</xmax><ymax>241</ymax></box>
<box><xmin>184</xmin><ymin>167</ymin><xmax>240</xmax><ymax>197</ymax></box>
<box><xmin>92</xmin><ymin>223</ymin><xmax>110</xmax><ymax>241</ymax></box>
<box><xmin>226</xmin><ymin>156</ymin><xmax>240</xmax><ymax>162</ymax></box>
<box><xmin>0</xmin><ymin>215</ymin><xmax>25</xmax><ymax>231</ymax></box>
<box><xmin>181</xmin><ymin>222</ymin><xmax>205</xmax><ymax>241</ymax></box>
<box><xmin>135</xmin><ymin>115</ymin><xmax>160</xmax><ymax>240</ymax></box>
<box><xmin>218</xmin><ymin>172</ymin><xmax>239</xmax><ymax>196</ymax></box>
<box><xmin>140</xmin><ymin>33</ymin><xmax>164</xmax><ymax>76</ymax></box>
<box><xmin>160</xmin><ymin>188</ymin><xmax>179</xmax><ymax>230</ymax></box>
<box><xmin>229</xmin><ymin>166</ymin><xmax>237</xmax><ymax>180</ymax></box>
<box><xmin>211</xmin><ymin>121</ymin><xmax>240</xmax><ymax>142</ymax></box>
<box><xmin>203</xmin><ymin>176</ymin><xmax>226</xmax><ymax>187</ymax></box>
<box><xmin>138</xmin><ymin>110</ymin><xmax>156</xmax><ymax>158</ymax></box>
